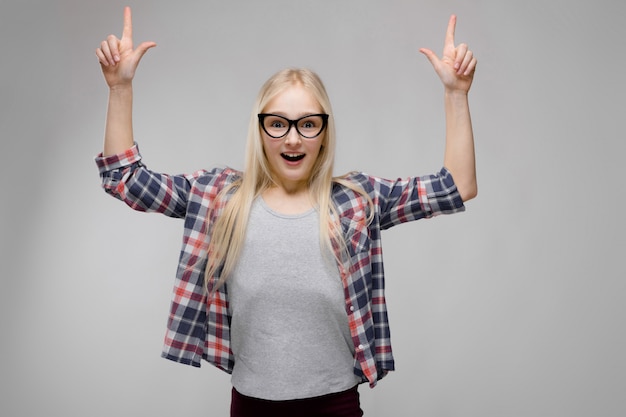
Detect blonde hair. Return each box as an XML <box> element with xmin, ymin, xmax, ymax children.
<box><xmin>205</xmin><ymin>68</ymin><xmax>372</xmax><ymax>292</ymax></box>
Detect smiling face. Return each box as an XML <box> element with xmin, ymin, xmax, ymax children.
<box><xmin>260</xmin><ymin>83</ymin><xmax>325</xmax><ymax>193</ymax></box>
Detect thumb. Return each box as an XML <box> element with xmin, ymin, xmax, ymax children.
<box><xmin>419</xmin><ymin>47</ymin><xmax>440</xmax><ymax>68</ymax></box>
<box><xmin>134</xmin><ymin>41</ymin><xmax>157</xmax><ymax>62</ymax></box>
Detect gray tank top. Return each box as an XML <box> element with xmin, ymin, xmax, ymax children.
<box><xmin>228</xmin><ymin>198</ymin><xmax>360</xmax><ymax>400</ymax></box>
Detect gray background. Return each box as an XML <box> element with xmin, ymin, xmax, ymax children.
<box><xmin>1</xmin><ymin>0</ymin><xmax>624</xmax><ymax>416</ymax></box>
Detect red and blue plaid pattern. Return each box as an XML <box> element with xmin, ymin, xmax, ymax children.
<box><xmin>96</xmin><ymin>144</ymin><xmax>465</xmax><ymax>387</ymax></box>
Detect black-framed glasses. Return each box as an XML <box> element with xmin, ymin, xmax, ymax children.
<box><xmin>258</xmin><ymin>113</ymin><xmax>329</xmax><ymax>139</ymax></box>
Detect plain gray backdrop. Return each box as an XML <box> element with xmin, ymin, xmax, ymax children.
<box><xmin>1</xmin><ymin>0</ymin><xmax>624</xmax><ymax>416</ymax></box>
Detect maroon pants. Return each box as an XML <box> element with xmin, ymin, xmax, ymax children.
<box><xmin>230</xmin><ymin>386</ymin><xmax>364</xmax><ymax>417</ymax></box>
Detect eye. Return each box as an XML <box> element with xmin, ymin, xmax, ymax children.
<box><xmin>270</xmin><ymin>119</ymin><xmax>286</xmax><ymax>128</ymax></box>
<box><xmin>299</xmin><ymin>117</ymin><xmax>319</xmax><ymax>129</ymax></box>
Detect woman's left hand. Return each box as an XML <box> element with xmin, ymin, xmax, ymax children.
<box><xmin>420</xmin><ymin>15</ymin><xmax>477</xmax><ymax>94</ymax></box>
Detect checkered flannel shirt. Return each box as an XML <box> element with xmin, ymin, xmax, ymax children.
<box><xmin>95</xmin><ymin>143</ymin><xmax>465</xmax><ymax>387</ymax></box>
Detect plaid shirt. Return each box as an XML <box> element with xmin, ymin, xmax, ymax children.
<box><xmin>95</xmin><ymin>144</ymin><xmax>465</xmax><ymax>388</ymax></box>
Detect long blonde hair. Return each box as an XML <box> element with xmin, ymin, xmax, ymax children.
<box><xmin>205</xmin><ymin>68</ymin><xmax>372</xmax><ymax>292</ymax></box>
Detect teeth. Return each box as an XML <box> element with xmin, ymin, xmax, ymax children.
<box><xmin>281</xmin><ymin>153</ymin><xmax>305</xmax><ymax>162</ymax></box>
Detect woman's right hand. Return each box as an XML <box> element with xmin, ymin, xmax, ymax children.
<box><xmin>96</xmin><ymin>7</ymin><xmax>156</xmax><ymax>89</ymax></box>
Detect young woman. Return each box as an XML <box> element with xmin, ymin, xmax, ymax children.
<box><xmin>95</xmin><ymin>7</ymin><xmax>477</xmax><ymax>417</ymax></box>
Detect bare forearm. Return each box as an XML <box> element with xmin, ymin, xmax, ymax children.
<box><xmin>103</xmin><ymin>85</ymin><xmax>134</xmax><ymax>156</ymax></box>
<box><xmin>443</xmin><ymin>90</ymin><xmax>477</xmax><ymax>202</ymax></box>
<box><xmin>97</xmin><ymin>8</ymin><xmax>156</xmax><ymax>156</ymax></box>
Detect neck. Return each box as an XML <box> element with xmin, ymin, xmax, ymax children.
<box><xmin>262</xmin><ymin>185</ymin><xmax>314</xmax><ymax>215</ymax></box>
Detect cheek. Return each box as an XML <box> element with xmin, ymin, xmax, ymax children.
<box><xmin>259</xmin><ymin>138</ymin><xmax>278</xmax><ymax>171</ymax></box>
<box><xmin>309</xmin><ymin>141</ymin><xmax>324</xmax><ymax>159</ymax></box>
<box><xmin>261</xmin><ymin>137</ymin><xmax>277</xmax><ymax>156</ymax></box>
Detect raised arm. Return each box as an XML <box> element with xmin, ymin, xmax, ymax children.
<box><xmin>420</xmin><ymin>15</ymin><xmax>477</xmax><ymax>202</ymax></box>
<box><xmin>96</xmin><ymin>7</ymin><xmax>156</xmax><ymax>156</ymax></box>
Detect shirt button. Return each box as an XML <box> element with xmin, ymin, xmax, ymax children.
<box><xmin>358</xmin><ymin>344</ymin><xmax>364</xmax><ymax>350</ymax></box>
<box><xmin>349</xmin><ymin>305</ymin><xmax>355</xmax><ymax>312</ymax></box>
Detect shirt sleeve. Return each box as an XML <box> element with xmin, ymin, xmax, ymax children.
<box><xmin>95</xmin><ymin>143</ymin><xmax>205</xmax><ymax>219</ymax></box>
<box><xmin>371</xmin><ymin>167</ymin><xmax>465</xmax><ymax>230</ymax></box>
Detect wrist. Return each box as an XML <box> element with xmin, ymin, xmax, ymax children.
<box><xmin>109</xmin><ymin>83</ymin><xmax>133</xmax><ymax>95</ymax></box>
<box><xmin>444</xmin><ymin>88</ymin><xmax>468</xmax><ymax>99</ymax></box>
<box><xmin>444</xmin><ymin>89</ymin><xmax>470</xmax><ymax>108</ymax></box>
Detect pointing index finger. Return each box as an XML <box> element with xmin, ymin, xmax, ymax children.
<box><xmin>122</xmin><ymin>6</ymin><xmax>133</xmax><ymax>41</ymax></box>
<box><xmin>445</xmin><ymin>14</ymin><xmax>457</xmax><ymax>47</ymax></box>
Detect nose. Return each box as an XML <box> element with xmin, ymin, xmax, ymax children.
<box><xmin>283</xmin><ymin>124</ymin><xmax>302</xmax><ymax>145</ymax></box>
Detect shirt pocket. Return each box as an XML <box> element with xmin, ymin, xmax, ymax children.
<box><xmin>341</xmin><ymin>217</ymin><xmax>371</xmax><ymax>262</ymax></box>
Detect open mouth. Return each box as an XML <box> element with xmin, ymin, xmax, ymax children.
<box><xmin>281</xmin><ymin>153</ymin><xmax>305</xmax><ymax>162</ymax></box>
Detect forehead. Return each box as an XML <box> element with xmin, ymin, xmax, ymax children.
<box><xmin>264</xmin><ymin>84</ymin><xmax>322</xmax><ymax>116</ymax></box>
